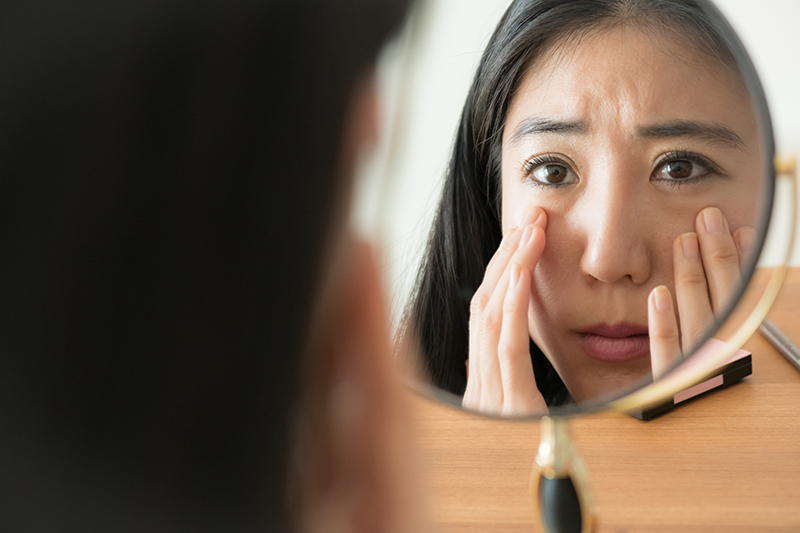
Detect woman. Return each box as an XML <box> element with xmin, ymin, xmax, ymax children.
<box><xmin>403</xmin><ymin>0</ymin><xmax>770</xmax><ymax>415</ymax></box>
<box><xmin>0</xmin><ymin>0</ymin><xmax>422</xmax><ymax>531</ymax></box>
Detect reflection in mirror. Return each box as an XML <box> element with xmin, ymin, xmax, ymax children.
<box><xmin>386</xmin><ymin>0</ymin><xmax>773</xmax><ymax>417</ymax></box>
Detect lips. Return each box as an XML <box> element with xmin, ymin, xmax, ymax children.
<box><xmin>577</xmin><ymin>323</ymin><xmax>650</xmax><ymax>362</ymax></box>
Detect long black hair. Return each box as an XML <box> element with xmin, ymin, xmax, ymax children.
<box><xmin>402</xmin><ymin>0</ymin><xmax>751</xmax><ymax>406</ymax></box>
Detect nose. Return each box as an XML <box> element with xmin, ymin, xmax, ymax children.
<box><xmin>578</xmin><ymin>177</ymin><xmax>652</xmax><ymax>285</ymax></box>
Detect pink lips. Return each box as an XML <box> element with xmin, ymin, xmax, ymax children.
<box><xmin>578</xmin><ymin>323</ymin><xmax>650</xmax><ymax>362</ymax></box>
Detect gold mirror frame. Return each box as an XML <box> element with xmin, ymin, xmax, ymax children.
<box><xmin>365</xmin><ymin>3</ymin><xmax>795</xmax><ymax>531</ymax></box>
<box><xmin>370</xmin><ymin>0</ymin><xmax>783</xmax><ymax>419</ymax></box>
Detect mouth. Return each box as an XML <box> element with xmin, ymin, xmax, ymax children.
<box><xmin>577</xmin><ymin>323</ymin><xmax>650</xmax><ymax>362</ymax></box>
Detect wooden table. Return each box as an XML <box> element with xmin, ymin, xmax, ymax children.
<box><xmin>411</xmin><ymin>268</ymin><xmax>800</xmax><ymax>532</ymax></box>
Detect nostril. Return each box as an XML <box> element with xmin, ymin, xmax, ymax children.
<box><xmin>581</xmin><ymin>238</ymin><xmax>651</xmax><ymax>285</ymax></box>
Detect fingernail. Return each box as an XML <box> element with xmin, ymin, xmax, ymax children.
<box><xmin>517</xmin><ymin>208</ymin><xmax>544</xmax><ymax>229</ymax></box>
<box><xmin>519</xmin><ymin>224</ymin><xmax>533</xmax><ymax>249</ymax></box>
<box><xmin>738</xmin><ymin>227</ymin><xmax>756</xmax><ymax>255</ymax></box>
<box><xmin>702</xmin><ymin>207</ymin><xmax>725</xmax><ymax>234</ymax></box>
<box><xmin>510</xmin><ymin>263</ymin><xmax>521</xmax><ymax>289</ymax></box>
<box><xmin>652</xmin><ymin>285</ymin><xmax>671</xmax><ymax>312</ymax></box>
<box><xmin>532</xmin><ymin>209</ymin><xmax>545</xmax><ymax>228</ymax></box>
<box><xmin>681</xmin><ymin>233</ymin><xmax>700</xmax><ymax>260</ymax></box>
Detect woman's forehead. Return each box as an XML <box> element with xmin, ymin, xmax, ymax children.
<box><xmin>504</xmin><ymin>26</ymin><xmax>756</xmax><ymax>146</ymax></box>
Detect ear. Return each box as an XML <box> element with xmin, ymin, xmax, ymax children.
<box><xmin>294</xmin><ymin>236</ymin><xmax>427</xmax><ymax>533</ymax></box>
<box><xmin>337</xmin><ymin>72</ymin><xmax>380</xmax><ymax>196</ymax></box>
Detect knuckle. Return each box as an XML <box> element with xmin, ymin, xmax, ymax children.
<box><xmin>707</xmin><ymin>244</ymin><xmax>738</xmax><ymax>265</ymax></box>
<box><xmin>678</xmin><ymin>269</ymin><xmax>708</xmax><ymax>288</ymax></box>
<box><xmin>652</xmin><ymin>327</ymin><xmax>679</xmax><ymax>343</ymax></box>
<box><xmin>497</xmin><ymin>339</ymin><xmax>523</xmax><ymax>359</ymax></box>
<box><xmin>502</xmin><ymin>297</ymin><xmax>524</xmax><ymax>315</ymax></box>
<box><xmin>480</xmin><ymin>309</ymin><xmax>500</xmax><ymax>333</ymax></box>
<box><xmin>470</xmin><ymin>291</ymin><xmax>489</xmax><ymax>314</ymax></box>
<box><xmin>499</xmin><ymin>238</ymin><xmax>517</xmax><ymax>256</ymax></box>
<box><xmin>683</xmin><ymin>324</ymin><xmax>710</xmax><ymax>344</ymax></box>
<box><xmin>483</xmin><ymin>256</ymin><xmax>498</xmax><ymax>278</ymax></box>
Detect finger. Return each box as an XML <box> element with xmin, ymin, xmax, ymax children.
<box><xmin>464</xmin><ymin>310</ymin><xmax>486</xmax><ymax>410</ymax></box>
<box><xmin>468</xmin><ymin>231</ymin><xmax>524</xmax><ymax>410</ymax></box>
<box><xmin>465</xmin><ymin>212</ymin><xmax>547</xmax><ymax>413</ymax></box>
<box><xmin>673</xmin><ymin>233</ymin><xmax>714</xmax><ymax>353</ymax></box>
<box><xmin>462</xmin><ymin>356</ymin><xmax>482</xmax><ymax>410</ymax></box>
<box><xmin>497</xmin><ymin>264</ymin><xmax>547</xmax><ymax>415</ymax></box>
<box><xmin>733</xmin><ymin>226</ymin><xmax>757</xmax><ymax>272</ymax></box>
<box><xmin>696</xmin><ymin>207</ymin><xmax>741</xmax><ymax>312</ymax></box>
<box><xmin>472</xmin><ymin>228</ymin><xmax>522</xmax><ymax>322</ymax></box>
<box><xmin>476</xmin><ymin>223</ymin><xmax>545</xmax><ymax>412</ymax></box>
<box><xmin>481</xmin><ymin>208</ymin><xmax>546</xmax><ymax>299</ymax></box>
<box><xmin>480</xmin><ymin>223</ymin><xmax>546</xmax><ymax>360</ymax></box>
<box><xmin>507</xmin><ymin>207</ymin><xmax>548</xmax><ymax>237</ymax></box>
<box><xmin>648</xmin><ymin>285</ymin><xmax>681</xmax><ymax>380</ymax></box>
<box><xmin>465</xmin><ymin>296</ymin><xmax>486</xmax><ymax>410</ymax></box>
<box><xmin>476</xmin><ymin>224</ymin><xmax>535</xmax><ymax>406</ymax></box>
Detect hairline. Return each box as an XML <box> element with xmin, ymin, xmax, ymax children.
<box><xmin>494</xmin><ymin>13</ymin><xmax>750</xmax><ymax>186</ymax></box>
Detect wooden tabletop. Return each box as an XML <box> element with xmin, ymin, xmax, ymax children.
<box><xmin>410</xmin><ymin>268</ymin><xmax>800</xmax><ymax>533</ymax></box>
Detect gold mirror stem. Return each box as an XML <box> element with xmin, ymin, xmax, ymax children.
<box><xmin>531</xmin><ymin>417</ymin><xmax>597</xmax><ymax>533</ymax></box>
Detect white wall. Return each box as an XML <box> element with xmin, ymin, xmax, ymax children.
<box><xmin>354</xmin><ymin>0</ymin><xmax>800</xmax><ymax>322</ymax></box>
<box><xmin>713</xmin><ymin>0</ymin><xmax>800</xmax><ymax>267</ymax></box>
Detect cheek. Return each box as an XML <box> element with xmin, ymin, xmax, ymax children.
<box><xmin>530</xmin><ymin>200</ymin><xmax>688</xmax><ymax>302</ymax></box>
<box><xmin>501</xmin><ymin>161</ymin><xmax>576</xmax><ymax>231</ymax></box>
<box><xmin>501</xmin><ymin>166</ymin><xmax>520</xmax><ymax>231</ymax></box>
<box><xmin>527</xmin><ymin>209</ymin><xmax>585</xmax><ymax>320</ymax></box>
<box><xmin>721</xmin><ymin>148</ymin><xmax>769</xmax><ymax>233</ymax></box>
<box><xmin>501</xmin><ymin>184</ymin><xmax>542</xmax><ymax>232</ymax></box>
<box><xmin>717</xmin><ymin>189</ymin><xmax>762</xmax><ymax>234</ymax></box>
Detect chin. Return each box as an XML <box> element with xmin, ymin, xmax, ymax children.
<box><xmin>560</xmin><ymin>359</ymin><xmax>652</xmax><ymax>404</ymax></box>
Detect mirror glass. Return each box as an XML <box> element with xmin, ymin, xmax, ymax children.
<box><xmin>357</xmin><ymin>0</ymin><xmax>775</xmax><ymax>417</ymax></box>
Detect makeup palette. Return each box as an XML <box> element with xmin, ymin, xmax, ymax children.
<box><xmin>629</xmin><ymin>338</ymin><xmax>752</xmax><ymax>420</ymax></box>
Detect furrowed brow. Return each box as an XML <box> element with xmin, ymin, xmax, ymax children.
<box><xmin>638</xmin><ymin>121</ymin><xmax>745</xmax><ymax>149</ymax></box>
<box><xmin>508</xmin><ymin>118</ymin><xmax>586</xmax><ymax>146</ymax></box>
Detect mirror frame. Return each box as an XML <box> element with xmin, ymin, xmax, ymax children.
<box><xmin>382</xmin><ymin>0</ymin><xmax>782</xmax><ymax>419</ymax></box>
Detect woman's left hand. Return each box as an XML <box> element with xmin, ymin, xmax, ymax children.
<box><xmin>648</xmin><ymin>206</ymin><xmax>756</xmax><ymax>378</ymax></box>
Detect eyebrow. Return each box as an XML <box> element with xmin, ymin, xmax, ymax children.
<box><xmin>507</xmin><ymin>118</ymin><xmax>586</xmax><ymax>145</ymax></box>
<box><xmin>508</xmin><ymin>117</ymin><xmax>746</xmax><ymax>150</ymax></box>
<box><xmin>637</xmin><ymin>121</ymin><xmax>745</xmax><ymax>149</ymax></box>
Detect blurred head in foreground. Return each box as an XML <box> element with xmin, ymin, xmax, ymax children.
<box><xmin>0</xmin><ymin>1</ymin><xmax>418</xmax><ymax>531</ymax></box>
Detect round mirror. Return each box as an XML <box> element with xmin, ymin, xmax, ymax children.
<box><xmin>359</xmin><ymin>0</ymin><xmax>776</xmax><ymax>418</ymax></box>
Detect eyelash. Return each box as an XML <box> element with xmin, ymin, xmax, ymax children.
<box><xmin>519</xmin><ymin>150</ymin><xmax>721</xmax><ymax>190</ymax></box>
<box><xmin>652</xmin><ymin>150</ymin><xmax>721</xmax><ymax>189</ymax></box>
<box><xmin>520</xmin><ymin>154</ymin><xmax>575</xmax><ymax>189</ymax></box>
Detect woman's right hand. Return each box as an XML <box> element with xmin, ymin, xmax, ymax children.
<box><xmin>462</xmin><ymin>208</ymin><xmax>549</xmax><ymax>416</ymax></box>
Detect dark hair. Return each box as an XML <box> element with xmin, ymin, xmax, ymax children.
<box><xmin>403</xmin><ymin>0</ymin><xmax>748</xmax><ymax>406</ymax></box>
<box><xmin>0</xmin><ymin>0</ymin><xmax>408</xmax><ymax>531</ymax></box>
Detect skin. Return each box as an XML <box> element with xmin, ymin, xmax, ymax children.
<box><xmin>463</xmin><ymin>26</ymin><xmax>766</xmax><ymax>415</ymax></box>
<box><xmin>296</xmin><ymin>79</ymin><xmax>427</xmax><ymax>532</ymax></box>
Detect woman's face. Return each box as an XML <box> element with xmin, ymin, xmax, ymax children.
<box><xmin>500</xmin><ymin>27</ymin><xmax>764</xmax><ymax>403</ymax></box>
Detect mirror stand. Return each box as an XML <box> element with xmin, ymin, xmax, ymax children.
<box><xmin>531</xmin><ymin>417</ymin><xmax>597</xmax><ymax>533</ymax></box>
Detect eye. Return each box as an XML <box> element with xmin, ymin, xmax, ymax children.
<box><xmin>651</xmin><ymin>151</ymin><xmax>719</xmax><ymax>186</ymax></box>
<box><xmin>654</xmin><ymin>159</ymin><xmax>707</xmax><ymax>180</ymax></box>
<box><xmin>522</xmin><ymin>155</ymin><xmax>578</xmax><ymax>187</ymax></box>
